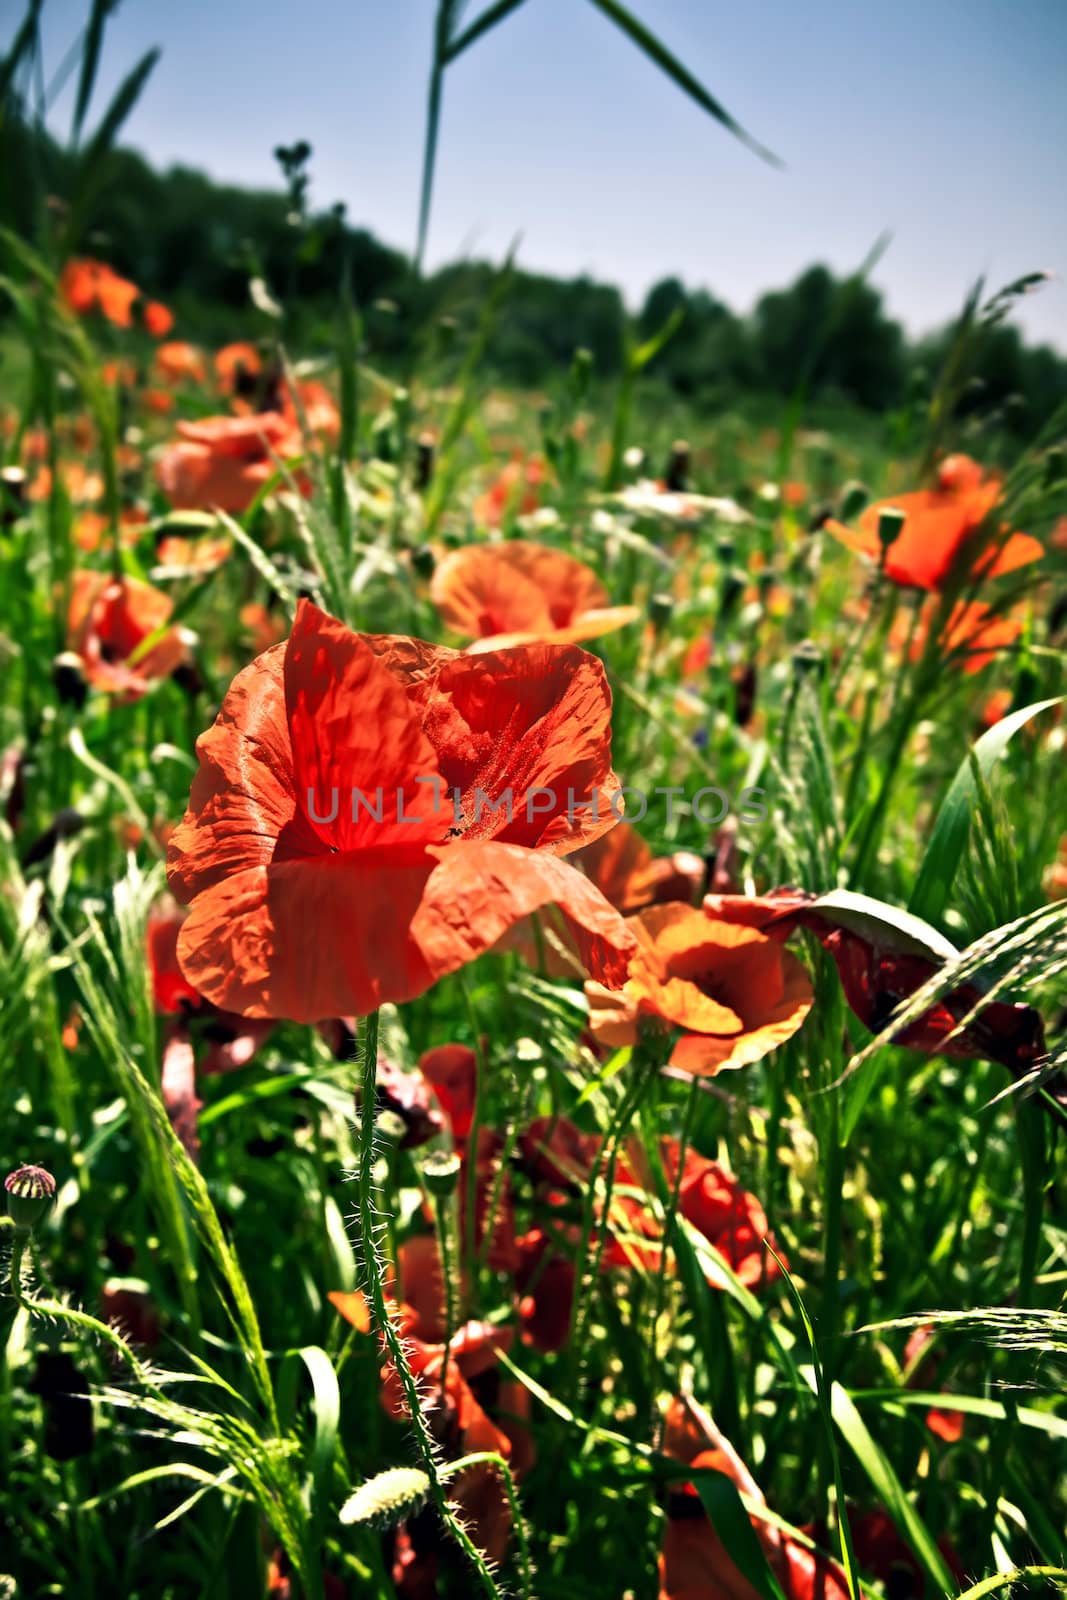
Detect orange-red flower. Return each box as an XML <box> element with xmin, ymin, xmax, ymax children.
<box><xmin>705</xmin><ymin>889</ymin><xmax>1047</xmax><ymax>1079</ymax></box>
<box><xmin>825</xmin><ymin>454</ymin><xmax>1042</xmax><ymax>592</ymax></box>
<box><xmin>431</xmin><ymin>539</ymin><xmax>639</xmax><ymax>652</ymax></box>
<box><xmin>658</xmin><ymin>1394</ymin><xmax>851</xmax><ymax>1600</ymax></box>
<box><xmin>154</xmin><ymin>341</ymin><xmax>207</xmax><ymax>385</ymax></box>
<box><xmin>67</xmin><ymin>571</ymin><xmax>186</xmax><ymax>699</ymax></box>
<box><xmin>60</xmin><ymin>258</ymin><xmax>141</xmax><ymax>327</ymax></box>
<box><xmin>155</xmin><ymin>412</ymin><xmax>302</xmax><ymax>512</ymax></box>
<box><xmin>587</xmin><ymin>902</ymin><xmax>813</xmax><ymax>1077</ymax></box>
<box><xmin>142</xmin><ymin>300</ymin><xmax>174</xmax><ymax>337</ymax></box>
<box><xmin>215</xmin><ymin>341</ymin><xmax>263</xmax><ymax>390</ymax></box>
<box><xmin>167</xmin><ymin>600</ymin><xmax>634</xmax><ymax>1021</ymax></box>
<box><xmin>938</xmin><ymin>598</ymin><xmax>1022</xmax><ymax>673</ymax></box>
<box><xmin>473</xmin><ymin>453</ymin><xmax>545</xmax><ymax>527</ymax></box>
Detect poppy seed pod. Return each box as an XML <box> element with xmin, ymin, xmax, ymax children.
<box><xmin>421</xmin><ymin>1149</ymin><xmax>461</xmax><ymax>1196</ymax></box>
<box><xmin>5</xmin><ymin>1164</ymin><xmax>57</xmax><ymax>1231</ymax></box>
<box><xmin>665</xmin><ymin>439</ymin><xmax>690</xmax><ymax>493</ymax></box>
<box><xmin>52</xmin><ymin>651</ymin><xmax>88</xmax><ymax>710</ymax></box>
<box><xmin>792</xmin><ymin>640</ymin><xmax>825</xmax><ymax>680</ymax></box>
<box><xmin>877</xmin><ymin>507</ymin><xmax>907</xmax><ymax>549</ymax></box>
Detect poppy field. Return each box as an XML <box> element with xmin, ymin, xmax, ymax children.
<box><xmin>2</xmin><ymin>5</ymin><xmax>1067</xmax><ymax>1599</ymax></box>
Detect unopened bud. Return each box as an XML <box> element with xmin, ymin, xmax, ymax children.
<box><xmin>340</xmin><ymin>1467</ymin><xmax>431</xmax><ymax>1528</ymax></box>
<box><xmin>375</xmin><ymin>1109</ymin><xmax>407</xmax><ymax>1144</ymax></box>
<box><xmin>5</xmin><ymin>1165</ymin><xmax>57</xmax><ymax>1232</ymax></box>
<box><xmin>411</xmin><ymin>544</ymin><xmax>436</xmax><ymax>580</ymax></box>
<box><xmin>422</xmin><ymin>1150</ymin><xmax>461</xmax><ymax>1197</ymax></box>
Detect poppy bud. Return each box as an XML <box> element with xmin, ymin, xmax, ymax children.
<box><xmin>411</xmin><ymin>544</ymin><xmax>436</xmax><ymax>580</ymax></box>
<box><xmin>414</xmin><ymin>430</ymin><xmax>436</xmax><ymax>491</ymax></box>
<box><xmin>340</xmin><ymin>1467</ymin><xmax>431</xmax><ymax>1528</ymax></box>
<box><xmin>374</xmin><ymin>1109</ymin><xmax>407</xmax><ymax>1144</ymax></box>
<box><xmin>52</xmin><ymin>651</ymin><xmax>88</xmax><ymax>709</ymax></box>
<box><xmin>665</xmin><ymin>439</ymin><xmax>690</xmax><ymax>493</ymax></box>
<box><xmin>421</xmin><ymin>1150</ymin><xmax>461</xmax><ymax>1197</ymax></box>
<box><xmin>837</xmin><ymin>480</ymin><xmax>868</xmax><ymax>522</ymax></box>
<box><xmin>5</xmin><ymin>1164</ymin><xmax>57</xmax><ymax>1232</ymax></box>
<box><xmin>877</xmin><ymin>507</ymin><xmax>906</xmax><ymax>549</ymax></box>
<box><xmin>648</xmin><ymin>591</ymin><xmax>674</xmax><ymax>630</ymax></box>
<box><xmin>792</xmin><ymin>640</ymin><xmax>824</xmax><ymax>680</ymax></box>
<box><xmin>1</xmin><ymin>465</ymin><xmax>26</xmax><ymax>526</ymax></box>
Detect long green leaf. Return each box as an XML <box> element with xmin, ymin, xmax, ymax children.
<box><xmin>693</xmin><ymin>1470</ymin><xmax>788</xmax><ymax>1600</ymax></box>
<box><xmin>445</xmin><ymin>0</ymin><xmax>531</xmax><ymax>60</ymax></box>
<box><xmin>816</xmin><ymin>1378</ymin><xmax>956</xmax><ymax>1595</ymax></box>
<box><xmin>585</xmin><ymin>0</ymin><xmax>781</xmax><ymax>167</ymax></box>
<box><xmin>71</xmin><ymin>0</ymin><xmax>117</xmax><ymax>145</ymax></box>
<box><xmin>909</xmin><ymin>696</ymin><xmax>1064</xmax><ymax>925</ymax></box>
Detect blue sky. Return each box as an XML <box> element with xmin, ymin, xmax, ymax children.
<box><xmin>35</xmin><ymin>0</ymin><xmax>1067</xmax><ymax>350</ymax></box>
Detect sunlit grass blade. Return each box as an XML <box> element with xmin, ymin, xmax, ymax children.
<box><xmin>908</xmin><ymin>696</ymin><xmax>1064</xmax><ymax>926</ymax></box>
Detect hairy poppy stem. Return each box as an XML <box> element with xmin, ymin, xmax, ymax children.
<box><xmin>355</xmin><ymin>1009</ymin><xmax>503</xmax><ymax>1600</ymax></box>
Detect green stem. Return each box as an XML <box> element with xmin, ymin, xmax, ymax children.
<box><xmin>442</xmin><ymin>1452</ymin><xmax>535</xmax><ymax>1600</ymax></box>
<box><xmin>355</xmin><ymin>1010</ymin><xmax>502</xmax><ymax>1600</ymax></box>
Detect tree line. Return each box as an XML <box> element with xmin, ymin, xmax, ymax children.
<box><xmin>7</xmin><ymin>127</ymin><xmax>1067</xmax><ymax>434</ymax></box>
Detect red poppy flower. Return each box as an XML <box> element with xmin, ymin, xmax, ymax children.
<box><xmin>67</xmin><ymin>571</ymin><xmax>187</xmax><ymax>700</ymax></box>
<box><xmin>704</xmin><ymin>890</ymin><xmax>1047</xmax><ymax>1078</ymax></box>
<box><xmin>155</xmin><ymin>412</ymin><xmax>303</xmax><ymax>513</ymax></box>
<box><xmin>473</xmin><ymin>453</ymin><xmax>545</xmax><ymax>527</ymax></box>
<box><xmin>658</xmin><ymin>1395</ymin><xmax>851</xmax><ymax>1600</ymax></box>
<box><xmin>587</xmin><ymin>902</ymin><xmax>813</xmax><ymax>1077</ymax></box>
<box><xmin>142</xmin><ymin>300</ymin><xmax>174</xmax><ymax>337</ymax></box>
<box><xmin>167</xmin><ymin>600</ymin><xmax>635</xmax><ymax>1021</ymax></box>
<box><xmin>59</xmin><ymin>258</ymin><xmax>141</xmax><ymax>328</ymax></box>
<box><xmin>419</xmin><ymin>1043</ymin><xmax>478</xmax><ymax>1140</ymax></box>
<box><xmin>825</xmin><ymin>454</ymin><xmax>1042</xmax><ymax>592</ymax></box>
<box><xmin>214</xmin><ymin>341</ymin><xmax>263</xmax><ymax>390</ymax></box>
<box><xmin>431</xmin><ymin>539</ymin><xmax>640</xmax><ymax>651</ymax></box>
<box><xmin>154</xmin><ymin>341</ymin><xmax>207</xmax><ymax>386</ymax></box>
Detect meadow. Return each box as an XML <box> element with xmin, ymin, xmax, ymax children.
<box><xmin>1</xmin><ymin>4</ymin><xmax>1066</xmax><ymax>1598</ymax></box>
